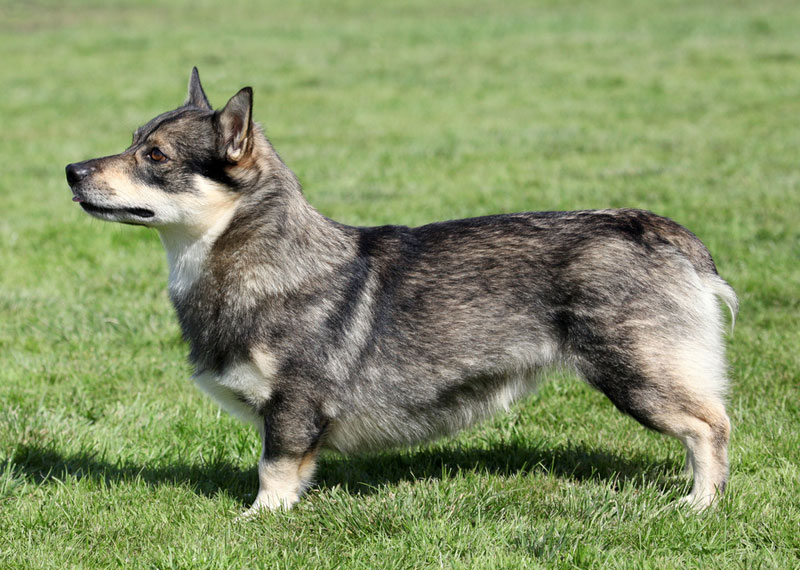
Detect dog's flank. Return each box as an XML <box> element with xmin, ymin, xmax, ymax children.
<box><xmin>66</xmin><ymin>68</ymin><xmax>737</xmax><ymax>514</ymax></box>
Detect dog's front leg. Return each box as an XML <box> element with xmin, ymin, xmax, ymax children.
<box><xmin>242</xmin><ymin>402</ymin><xmax>325</xmax><ymax>516</ymax></box>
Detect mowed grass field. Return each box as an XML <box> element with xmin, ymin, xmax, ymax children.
<box><xmin>1</xmin><ymin>0</ymin><xmax>798</xmax><ymax>567</ymax></box>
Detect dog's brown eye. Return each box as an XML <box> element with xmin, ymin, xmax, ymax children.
<box><xmin>148</xmin><ymin>148</ymin><xmax>168</xmax><ymax>162</ymax></box>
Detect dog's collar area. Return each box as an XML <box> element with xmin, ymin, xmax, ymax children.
<box><xmin>80</xmin><ymin>202</ymin><xmax>155</xmax><ymax>219</ymax></box>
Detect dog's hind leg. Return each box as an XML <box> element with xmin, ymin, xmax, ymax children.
<box><xmin>675</xmin><ymin>403</ymin><xmax>730</xmax><ymax>509</ymax></box>
<box><xmin>576</xmin><ymin>338</ymin><xmax>731</xmax><ymax>510</ymax></box>
<box><xmin>633</xmin><ymin>389</ymin><xmax>730</xmax><ymax>510</ymax></box>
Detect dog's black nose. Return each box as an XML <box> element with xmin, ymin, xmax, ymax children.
<box><xmin>66</xmin><ymin>162</ymin><xmax>95</xmax><ymax>186</ymax></box>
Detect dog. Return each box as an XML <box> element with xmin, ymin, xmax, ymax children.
<box><xmin>66</xmin><ymin>68</ymin><xmax>737</xmax><ymax>515</ymax></box>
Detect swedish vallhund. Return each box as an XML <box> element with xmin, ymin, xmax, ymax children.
<box><xmin>66</xmin><ymin>68</ymin><xmax>737</xmax><ymax>515</ymax></box>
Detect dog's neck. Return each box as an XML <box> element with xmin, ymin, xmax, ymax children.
<box><xmin>208</xmin><ymin>189</ymin><xmax>355</xmax><ymax>298</ymax></box>
<box><xmin>158</xmin><ymin>196</ymin><xmax>240</xmax><ymax>302</ymax></box>
<box><xmin>157</xmin><ymin>157</ymin><xmax>355</xmax><ymax>305</ymax></box>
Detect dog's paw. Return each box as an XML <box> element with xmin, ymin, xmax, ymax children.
<box><xmin>678</xmin><ymin>492</ymin><xmax>715</xmax><ymax>512</ymax></box>
<box><xmin>235</xmin><ymin>493</ymin><xmax>298</xmax><ymax>521</ymax></box>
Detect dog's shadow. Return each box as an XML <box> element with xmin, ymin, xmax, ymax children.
<box><xmin>10</xmin><ymin>440</ymin><xmax>680</xmax><ymax>506</ymax></box>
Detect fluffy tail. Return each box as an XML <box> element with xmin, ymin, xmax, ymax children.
<box><xmin>648</xmin><ymin>213</ymin><xmax>738</xmax><ymax>333</ymax></box>
<box><xmin>704</xmin><ymin>274</ymin><xmax>739</xmax><ymax>333</ymax></box>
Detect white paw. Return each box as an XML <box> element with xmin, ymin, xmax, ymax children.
<box><xmin>678</xmin><ymin>492</ymin><xmax>714</xmax><ymax>511</ymax></box>
<box><xmin>235</xmin><ymin>492</ymin><xmax>298</xmax><ymax>521</ymax></box>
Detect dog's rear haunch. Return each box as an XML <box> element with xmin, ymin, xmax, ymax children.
<box><xmin>66</xmin><ymin>69</ymin><xmax>737</xmax><ymax>515</ymax></box>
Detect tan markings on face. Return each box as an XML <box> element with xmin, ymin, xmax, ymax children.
<box><xmin>91</xmin><ymin>159</ymin><xmax>242</xmax><ymax>231</ymax></box>
<box><xmin>93</xmin><ymin>164</ymin><xmax>155</xmax><ymax>204</ymax></box>
<box><xmin>170</xmin><ymin>176</ymin><xmax>242</xmax><ymax>235</ymax></box>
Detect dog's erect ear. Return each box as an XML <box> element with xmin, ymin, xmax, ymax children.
<box><xmin>185</xmin><ymin>67</ymin><xmax>212</xmax><ymax>110</ymax></box>
<box><xmin>216</xmin><ymin>87</ymin><xmax>253</xmax><ymax>163</ymax></box>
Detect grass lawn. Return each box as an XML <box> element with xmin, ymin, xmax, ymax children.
<box><xmin>1</xmin><ymin>0</ymin><xmax>798</xmax><ymax>567</ymax></box>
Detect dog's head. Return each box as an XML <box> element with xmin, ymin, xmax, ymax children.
<box><xmin>66</xmin><ymin>68</ymin><xmax>256</xmax><ymax>230</ymax></box>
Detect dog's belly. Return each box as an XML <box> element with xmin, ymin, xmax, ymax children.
<box><xmin>323</xmin><ymin>371</ymin><xmax>539</xmax><ymax>454</ymax></box>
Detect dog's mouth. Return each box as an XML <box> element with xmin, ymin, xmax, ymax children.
<box><xmin>78</xmin><ymin>201</ymin><xmax>155</xmax><ymax>219</ymax></box>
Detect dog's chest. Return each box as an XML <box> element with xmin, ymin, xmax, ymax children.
<box><xmin>192</xmin><ymin>355</ymin><xmax>277</xmax><ymax>425</ymax></box>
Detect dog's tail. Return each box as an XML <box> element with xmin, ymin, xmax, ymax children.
<box><xmin>645</xmin><ymin>212</ymin><xmax>738</xmax><ymax>333</ymax></box>
<box><xmin>677</xmin><ymin>239</ymin><xmax>738</xmax><ymax>334</ymax></box>
<box><xmin>700</xmin><ymin>273</ymin><xmax>739</xmax><ymax>333</ymax></box>
<box><xmin>671</xmin><ymin>232</ymin><xmax>738</xmax><ymax>334</ymax></box>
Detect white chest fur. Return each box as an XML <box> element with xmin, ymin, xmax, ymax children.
<box><xmin>192</xmin><ymin>354</ymin><xmax>277</xmax><ymax>426</ymax></box>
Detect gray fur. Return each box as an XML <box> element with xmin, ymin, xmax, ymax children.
<box><xmin>66</xmin><ymin>69</ymin><xmax>737</xmax><ymax>513</ymax></box>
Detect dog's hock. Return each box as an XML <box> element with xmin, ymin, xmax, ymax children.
<box><xmin>217</xmin><ymin>87</ymin><xmax>253</xmax><ymax>163</ymax></box>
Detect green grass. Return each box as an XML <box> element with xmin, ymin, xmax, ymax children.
<box><xmin>1</xmin><ymin>0</ymin><xmax>799</xmax><ymax>567</ymax></box>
